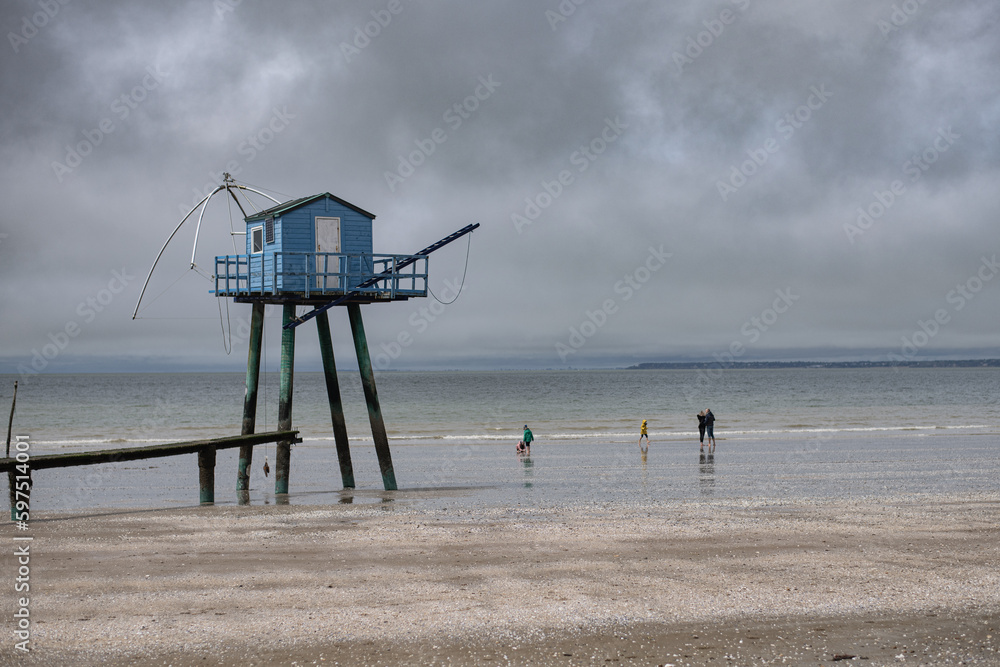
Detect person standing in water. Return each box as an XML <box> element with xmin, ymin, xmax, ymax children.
<box><xmin>697</xmin><ymin>410</ymin><xmax>707</xmax><ymax>450</ymax></box>
<box><xmin>639</xmin><ymin>419</ymin><xmax>649</xmax><ymax>450</ymax></box>
<box><xmin>704</xmin><ymin>408</ymin><xmax>716</xmax><ymax>452</ymax></box>
<box><xmin>523</xmin><ymin>425</ymin><xmax>534</xmax><ymax>454</ymax></box>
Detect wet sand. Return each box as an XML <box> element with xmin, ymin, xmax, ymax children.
<box><xmin>2</xmin><ymin>494</ymin><xmax>999</xmax><ymax>665</ymax></box>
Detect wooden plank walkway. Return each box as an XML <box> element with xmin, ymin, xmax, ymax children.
<box><xmin>0</xmin><ymin>431</ymin><xmax>301</xmax><ymax>473</ymax></box>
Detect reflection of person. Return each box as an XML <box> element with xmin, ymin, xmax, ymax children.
<box><xmin>523</xmin><ymin>425</ymin><xmax>534</xmax><ymax>454</ymax></box>
<box><xmin>697</xmin><ymin>411</ymin><xmax>707</xmax><ymax>450</ymax></box>
<box><xmin>639</xmin><ymin>419</ymin><xmax>649</xmax><ymax>447</ymax></box>
<box><xmin>704</xmin><ymin>409</ymin><xmax>716</xmax><ymax>452</ymax></box>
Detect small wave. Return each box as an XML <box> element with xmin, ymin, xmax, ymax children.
<box><xmin>724</xmin><ymin>425</ymin><xmax>993</xmax><ymax>435</ymax></box>
<box><xmin>28</xmin><ymin>437</ymin><xmax>176</xmax><ymax>446</ymax></box>
<box><xmin>302</xmin><ymin>424</ymin><xmax>998</xmax><ymax>444</ymax></box>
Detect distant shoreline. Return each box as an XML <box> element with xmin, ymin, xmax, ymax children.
<box><xmin>628</xmin><ymin>358</ymin><xmax>1000</xmax><ymax>369</ymax></box>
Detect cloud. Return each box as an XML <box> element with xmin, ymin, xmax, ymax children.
<box><xmin>2</xmin><ymin>0</ymin><xmax>999</xmax><ymax>373</ymax></box>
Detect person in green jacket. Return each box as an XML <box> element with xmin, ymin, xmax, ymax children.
<box><xmin>523</xmin><ymin>425</ymin><xmax>534</xmax><ymax>454</ymax></box>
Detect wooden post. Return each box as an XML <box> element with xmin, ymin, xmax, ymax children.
<box><xmin>347</xmin><ymin>303</ymin><xmax>397</xmax><ymax>491</ymax></box>
<box><xmin>5</xmin><ymin>380</ymin><xmax>17</xmax><ymax>458</ymax></box>
<box><xmin>198</xmin><ymin>446</ymin><xmax>216</xmax><ymax>504</ymax></box>
<box><xmin>275</xmin><ymin>303</ymin><xmax>295</xmax><ymax>495</ymax></box>
<box><xmin>316</xmin><ymin>311</ymin><xmax>355</xmax><ymax>488</ymax></box>
<box><xmin>237</xmin><ymin>302</ymin><xmax>265</xmax><ymax>503</ymax></box>
<box><xmin>5</xmin><ymin>381</ymin><xmax>16</xmax><ymax>520</ymax></box>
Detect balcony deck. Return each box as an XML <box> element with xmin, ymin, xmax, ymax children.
<box><xmin>213</xmin><ymin>252</ymin><xmax>428</xmax><ymax>305</ymax></box>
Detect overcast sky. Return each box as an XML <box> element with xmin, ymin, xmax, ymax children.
<box><xmin>2</xmin><ymin>0</ymin><xmax>999</xmax><ymax>374</ymax></box>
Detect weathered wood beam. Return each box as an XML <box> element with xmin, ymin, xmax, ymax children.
<box><xmin>316</xmin><ymin>310</ymin><xmax>355</xmax><ymax>489</ymax></box>
<box><xmin>0</xmin><ymin>431</ymin><xmax>300</xmax><ymax>473</ymax></box>
<box><xmin>275</xmin><ymin>303</ymin><xmax>295</xmax><ymax>495</ymax></box>
<box><xmin>237</xmin><ymin>301</ymin><xmax>265</xmax><ymax>500</ymax></box>
<box><xmin>347</xmin><ymin>303</ymin><xmax>397</xmax><ymax>491</ymax></box>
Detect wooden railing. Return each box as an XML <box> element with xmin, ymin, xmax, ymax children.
<box><xmin>213</xmin><ymin>252</ymin><xmax>428</xmax><ymax>299</ymax></box>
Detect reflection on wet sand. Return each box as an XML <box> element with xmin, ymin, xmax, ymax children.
<box><xmin>519</xmin><ymin>454</ymin><xmax>533</xmax><ymax>488</ymax></box>
<box><xmin>700</xmin><ymin>451</ymin><xmax>715</xmax><ymax>496</ymax></box>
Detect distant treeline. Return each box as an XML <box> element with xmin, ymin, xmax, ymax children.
<box><xmin>628</xmin><ymin>359</ymin><xmax>1000</xmax><ymax>370</ymax></box>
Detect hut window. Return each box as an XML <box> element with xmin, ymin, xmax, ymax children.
<box><xmin>265</xmin><ymin>216</ymin><xmax>275</xmax><ymax>244</ymax></box>
<box><xmin>251</xmin><ymin>226</ymin><xmax>264</xmax><ymax>254</ymax></box>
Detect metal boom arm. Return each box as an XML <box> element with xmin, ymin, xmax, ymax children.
<box><xmin>284</xmin><ymin>223</ymin><xmax>479</xmax><ymax>329</ymax></box>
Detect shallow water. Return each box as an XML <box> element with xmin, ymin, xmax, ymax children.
<box><xmin>3</xmin><ymin>369</ymin><xmax>999</xmax><ymax>512</ymax></box>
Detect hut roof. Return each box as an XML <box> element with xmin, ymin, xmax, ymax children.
<box><xmin>245</xmin><ymin>192</ymin><xmax>376</xmax><ymax>222</ymax></box>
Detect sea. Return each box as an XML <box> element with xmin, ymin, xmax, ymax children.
<box><xmin>2</xmin><ymin>368</ymin><xmax>999</xmax><ymax>513</ymax></box>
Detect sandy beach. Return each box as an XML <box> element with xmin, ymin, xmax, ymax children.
<box><xmin>2</xmin><ymin>493</ymin><xmax>999</xmax><ymax>666</ymax></box>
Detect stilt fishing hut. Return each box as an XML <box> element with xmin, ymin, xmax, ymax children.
<box><xmin>134</xmin><ymin>175</ymin><xmax>477</xmax><ymax>502</ymax></box>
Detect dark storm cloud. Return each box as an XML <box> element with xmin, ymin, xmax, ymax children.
<box><xmin>1</xmin><ymin>0</ymin><xmax>998</xmax><ymax>374</ymax></box>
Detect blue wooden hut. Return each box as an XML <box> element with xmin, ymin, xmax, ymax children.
<box><xmin>214</xmin><ymin>192</ymin><xmax>427</xmax><ymax>303</ymax></box>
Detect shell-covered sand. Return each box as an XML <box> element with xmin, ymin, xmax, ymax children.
<box><xmin>2</xmin><ymin>493</ymin><xmax>998</xmax><ymax>665</ymax></box>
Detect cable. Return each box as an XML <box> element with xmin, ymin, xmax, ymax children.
<box><xmin>236</xmin><ymin>179</ymin><xmax>296</xmax><ymax>201</ymax></box>
<box><xmin>133</xmin><ymin>268</ymin><xmax>198</xmax><ymax>317</ymax></box>
<box><xmin>427</xmin><ymin>232</ymin><xmax>473</xmax><ymax>305</ymax></box>
<box><xmin>262</xmin><ymin>310</ymin><xmax>268</xmax><ymax>469</ymax></box>
<box><xmin>190</xmin><ymin>264</ymin><xmax>213</xmax><ymax>281</ymax></box>
<box><xmin>235</xmin><ymin>185</ymin><xmax>263</xmax><ymax>215</ymax></box>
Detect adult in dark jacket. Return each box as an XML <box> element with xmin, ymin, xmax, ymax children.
<box><xmin>697</xmin><ymin>411</ymin><xmax>707</xmax><ymax>450</ymax></box>
<box><xmin>704</xmin><ymin>409</ymin><xmax>716</xmax><ymax>452</ymax></box>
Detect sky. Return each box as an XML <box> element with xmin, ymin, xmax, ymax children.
<box><xmin>1</xmin><ymin>0</ymin><xmax>999</xmax><ymax>374</ymax></box>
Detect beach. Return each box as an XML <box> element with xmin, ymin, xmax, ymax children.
<box><xmin>4</xmin><ymin>493</ymin><xmax>999</xmax><ymax>666</ymax></box>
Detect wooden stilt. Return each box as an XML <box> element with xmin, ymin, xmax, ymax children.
<box><xmin>5</xmin><ymin>380</ymin><xmax>17</xmax><ymax>459</ymax></box>
<box><xmin>275</xmin><ymin>303</ymin><xmax>295</xmax><ymax>495</ymax></box>
<box><xmin>5</xmin><ymin>382</ymin><xmax>18</xmax><ymax>521</ymax></box>
<box><xmin>316</xmin><ymin>311</ymin><xmax>355</xmax><ymax>488</ymax></box>
<box><xmin>198</xmin><ymin>446</ymin><xmax>216</xmax><ymax>504</ymax></box>
<box><xmin>237</xmin><ymin>302</ymin><xmax>265</xmax><ymax>503</ymax></box>
<box><xmin>347</xmin><ymin>303</ymin><xmax>397</xmax><ymax>491</ymax></box>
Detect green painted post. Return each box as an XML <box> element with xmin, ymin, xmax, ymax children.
<box><xmin>198</xmin><ymin>446</ymin><xmax>216</xmax><ymax>504</ymax></box>
<box><xmin>237</xmin><ymin>302</ymin><xmax>265</xmax><ymax>502</ymax></box>
<box><xmin>275</xmin><ymin>303</ymin><xmax>296</xmax><ymax>495</ymax></box>
<box><xmin>347</xmin><ymin>303</ymin><xmax>397</xmax><ymax>491</ymax></box>
<box><xmin>316</xmin><ymin>311</ymin><xmax>355</xmax><ymax>488</ymax></box>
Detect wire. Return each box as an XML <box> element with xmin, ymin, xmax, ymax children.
<box><xmin>190</xmin><ymin>264</ymin><xmax>214</xmax><ymax>281</ymax></box>
<box><xmin>427</xmin><ymin>232</ymin><xmax>473</xmax><ymax>305</ymax></box>
<box><xmin>263</xmin><ymin>310</ymin><xmax>268</xmax><ymax>462</ymax></box>
<box><xmin>233</xmin><ymin>185</ymin><xmax>262</xmax><ymax>215</ymax></box>
<box><xmin>236</xmin><ymin>179</ymin><xmax>296</xmax><ymax>201</ymax></box>
<box><xmin>133</xmin><ymin>268</ymin><xmax>199</xmax><ymax>317</ymax></box>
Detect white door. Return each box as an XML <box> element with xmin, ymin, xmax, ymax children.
<box><xmin>315</xmin><ymin>217</ymin><xmax>340</xmax><ymax>289</ymax></box>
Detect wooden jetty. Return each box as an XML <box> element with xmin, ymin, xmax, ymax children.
<box><xmin>3</xmin><ymin>431</ymin><xmax>300</xmax><ymax>519</ymax></box>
